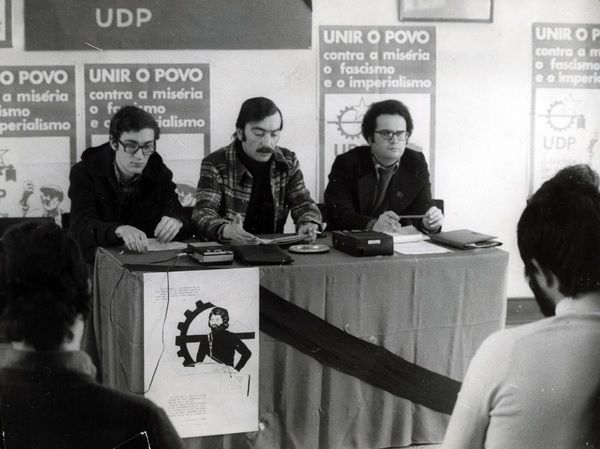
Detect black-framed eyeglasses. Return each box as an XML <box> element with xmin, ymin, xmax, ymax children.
<box><xmin>116</xmin><ymin>139</ymin><xmax>156</xmax><ymax>156</ymax></box>
<box><xmin>374</xmin><ymin>130</ymin><xmax>410</xmax><ymax>141</ymax></box>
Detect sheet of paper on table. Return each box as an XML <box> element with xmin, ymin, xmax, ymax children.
<box><xmin>384</xmin><ymin>225</ymin><xmax>430</xmax><ymax>243</ymax></box>
<box><xmin>147</xmin><ymin>240</ymin><xmax>222</xmax><ymax>252</ymax></box>
<box><xmin>394</xmin><ymin>240</ymin><xmax>453</xmax><ymax>255</ymax></box>
<box><xmin>143</xmin><ymin>268</ymin><xmax>259</xmax><ymax>438</ymax></box>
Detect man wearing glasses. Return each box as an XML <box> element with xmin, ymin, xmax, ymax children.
<box><xmin>324</xmin><ymin>99</ymin><xmax>443</xmax><ymax>233</ymax></box>
<box><xmin>68</xmin><ymin>105</ymin><xmax>189</xmax><ymax>261</ymax></box>
<box><xmin>193</xmin><ymin>97</ymin><xmax>321</xmax><ymax>243</ymax></box>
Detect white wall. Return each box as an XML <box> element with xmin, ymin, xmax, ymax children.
<box><xmin>5</xmin><ymin>0</ymin><xmax>600</xmax><ymax>296</ymax></box>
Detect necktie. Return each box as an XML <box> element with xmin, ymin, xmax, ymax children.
<box><xmin>371</xmin><ymin>165</ymin><xmax>395</xmax><ymax>214</ymax></box>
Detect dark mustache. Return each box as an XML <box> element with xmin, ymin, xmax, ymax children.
<box><xmin>256</xmin><ymin>147</ymin><xmax>274</xmax><ymax>154</ymax></box>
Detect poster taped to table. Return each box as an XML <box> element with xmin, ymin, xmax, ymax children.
<box><xmin>143</xmin><ymin>268</ymin><xmax>259</xmax><ymax>438</ymax></box>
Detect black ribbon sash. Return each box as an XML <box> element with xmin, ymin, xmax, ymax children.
<box><xmin>259</xmin><ymin>286</ymin><xmax>461</xmax><ymax>415</ymax></box>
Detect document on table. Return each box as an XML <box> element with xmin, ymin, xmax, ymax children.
<box><xmin>146</xmin><ymin>239</ymin><xmax>188</xmax><ymax>251</ymax></box>
<box><xmin>143</xmin><ymin>268</ymin><xmax>259</xmax><ymax>438</ymax></box>
<box><xmin>394</xmin><ymin>240</ymin><xmax>453</xmax><ymax>255</ymax></box>
<box><xmin>384</xmin><ymin>225</ymin><xmax>429</xmax><ymax>243</ymax></box>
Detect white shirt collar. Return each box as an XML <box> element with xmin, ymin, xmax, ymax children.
<box><xmin>556</xmin><ymin>296</ymin><xmax>600</xmax><ymax>315</ymax></box>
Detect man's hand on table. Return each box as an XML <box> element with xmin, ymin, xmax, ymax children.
<box><xmin>297</xmin><ymin>222</ymin><xmax>319</xmax><ymax>243</ymax></box>
<box><xmin>422</xmin><ymin>206</ymin><xmax>443</xmax><ymax>232</ymax></box>
<box><xmin>221</xmin><ymin>213</ymin><xmax>260</xmax><ymax>245</ymax></box>
<box><xmin>115</xmin><ymin>225</ymin><xmax>148</xmax><ymax>253</ymax></box>
<box><xmin>154</xmin><ymin>216</ymin><xmax>183</xmax><ymax>243</ymax></box>
<box><xmin>372</xmin><ymin>210</ymin><xmax>403</xmax><ymax>233</ymax></box>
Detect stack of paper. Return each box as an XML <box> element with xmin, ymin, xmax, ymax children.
<box><xmin>384</xmin><ymin>225</ymin><xmax>429</xmax><ymax>243</ymax></box>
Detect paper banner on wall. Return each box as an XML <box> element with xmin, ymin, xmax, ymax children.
<box><xmin>530</xmin><ymin>23</ymin><xmax>600</xmax><ymax>192</ymax></box>
<box><xmin>24</xmin><ymin>0</ymin><xmax>311</xmax><ymax>50</ymax></box>
<box><xmin>0</xmin><ymin>65</ymin><xmax>76</xmax><ymax>221</ymax></box>
<box><xmin>85</xmin><ymin>63</ymin><xmax>210</xmax><ymax>206</ymax></box>
<box><xmin>143</xmin><ymin>268</ymin><xmax>259</xmax><ymax>438</ymax></box>
<box><xmin>0</xmin><ymin>0</ymin><xmax>11</xmax><ymax>48</ymax></box>
<box><xmin>318</xmin><ymin>26</ymin><xmax>437</xmax><ymax>196</ymax></box>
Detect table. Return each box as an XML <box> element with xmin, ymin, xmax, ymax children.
<box><xmin>90</xmin><ymin>239</ymin><xmax>508</xmax><ymax>449</ymax></box>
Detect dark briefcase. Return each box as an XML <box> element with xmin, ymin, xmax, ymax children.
<box><xmin>332</xmin><ymin>230</ymin><xmax>394</xmax><ymax>257</ymax></box>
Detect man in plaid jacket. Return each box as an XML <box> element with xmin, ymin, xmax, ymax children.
<box><xmin>192</xmin><ymin>97</ymin><xmax>322</xmax><ymax>243</ymax></box>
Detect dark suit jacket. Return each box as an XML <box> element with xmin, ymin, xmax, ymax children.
<box><xmin>68</xmin><ymin>143</ymin><xmax>190</xmax><ymax>261</ymax></box>
<box><xmin>324</xmin><ymin>146</ymin><xmax>434</xmax><ymax>230</ymax></box>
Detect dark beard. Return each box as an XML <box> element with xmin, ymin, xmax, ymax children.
<box><xmin>528</xmin><ymin>276</ymin><xmax>557</xmax><ymax>317</ymax></box>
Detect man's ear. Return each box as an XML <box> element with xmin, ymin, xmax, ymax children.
<box><xmin>235</xmin><ymin>128</ymin><xmax>244</xmax><ymax>142</ymax></box>
<box><xmin>530</xmin><ymin>258</ymin><xmax>563</xmax><ymax>298</ymax></box>
<box><xmin>109</xmin><ymin>137</ymin><xmax>117</xmax><ymax>151</ymax></box>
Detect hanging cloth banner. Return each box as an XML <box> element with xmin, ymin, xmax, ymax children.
<box><xmin>259</xmin><ymin>285</ymin><xmax>460</xmax><ymax>415</ymax></box>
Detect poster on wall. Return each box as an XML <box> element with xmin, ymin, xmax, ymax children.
<box><xmin>531</xmin><ymin>23</ymin><xmax>600</xmax><ymax>192</ymax></box>
<box><xmin>84</xmin><ymin>63</ymin><xmax>209</xmax><ymax>207</ymax></box>
<box><xmin>0</xmin><ymin>0</ymin><xmax>11</xmax><ymax>48</ymax></box>
<box><xmin>318</xmin><ymin>26</ymin><xmax>436</xmax><ymax>196</ymax></box>
<box><xmin>25</xmin><ymin>0</ymin><xmax>311</xmax><ymax>50</ymax></box>
<box><xmin>0</xmin><ymin>66</ymin><xmax>76</xmax><ymax>221</ymax></box>
<box><xmin>143</xmin><ymin>268</ymin><xmax>259</xmax><ymax>438</ymax></box>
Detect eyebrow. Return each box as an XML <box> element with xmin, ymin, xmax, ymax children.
<box><xmin>251</xmin><ymin>127</ymin><xmax>281</xmax><ymax>133</ymax></box>
<box><xmin>122</xmin><ymin>138</ymin><xmax>155</xmax><ymax>144</ymax></box>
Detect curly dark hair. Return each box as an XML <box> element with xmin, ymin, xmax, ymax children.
<box><xmin>109</xmin><ymin>105</ymin><xmax>160</xmax><ymax>141</ymax></box>
<box><xmin>0</xmin><ymin>221</ymin><xmax>90</xmax><ymax>350</ymax></box>
<box><xmin>209</xmin><ymin>307</ymin><xmax>230</xmax><ymax>330</ymax></box>
<box><xmin>361</xmin><ymin>99</ymin><xmax>414</xmax><ymax>143</ymax></box>
<box><xmin>518</xmin><ymin>164</ymin><xmax>600</xmax><ymax>297</ymax></box>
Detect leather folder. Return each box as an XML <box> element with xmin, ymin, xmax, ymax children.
<box><xmin>429</xmin><ymin>229</ymin><xmax>502</xmax><ymax>249</ymax></box>
<box><xmin>234</xmin><ymin>244</ymin><xmax>294</xmax><ymax>265</ymax></box>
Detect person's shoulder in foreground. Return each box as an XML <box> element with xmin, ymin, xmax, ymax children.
<box><xmin>0</xmin><ymin>220</ymin><xmax>184</xmax><ymax>449</ymax></box>
<box><xmin>442</xmin><ymin>164</ymin><xmax>600</xmax><ymax>449</ymax></box>
<box><xmin>68</xmin><ymin>105</ymin><xmax>190</xmax><ymax>261</ymax></box>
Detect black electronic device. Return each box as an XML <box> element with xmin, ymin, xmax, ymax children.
<box><xmin>187</xmin><ymin>244</ymin><xmax>234</xmax><ymax>265</ymax></box>
<box><xmin>332</xmin><ymin>230</ymin><xmax>394</xmax><ymax>257</ymax></box>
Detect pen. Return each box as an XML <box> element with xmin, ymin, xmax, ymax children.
<box><xmin>397</xmin><ymin>215</ymin><xmax>425</xmax><ymax>219</ymax></box>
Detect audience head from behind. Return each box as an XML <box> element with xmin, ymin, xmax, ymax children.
<box><xmin>0</xmin><ymin>220</ymin><xmax>89</xmax><ymax>351</ymax></box>
<box><xmin>517</xmin><ymin>164</ymin><xmax>600</xmax><ymax>316</ymax></box>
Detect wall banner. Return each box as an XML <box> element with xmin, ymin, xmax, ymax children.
<box><xmin>0</xmin><ymin>0</ymin><xmax>11</xmax><ymax>48</ymax></box>
<box><xmin>85</xmin><ymin>63</ymin><xmax>210</xmax><ymax>207</ymax></box>
<box><xmin>25</xmin><ymin>0</ymin><xmax>311</xmax><ymax>50</ymax></box>
<box><xmin>318</xmin><ymin>26</ymin><xmax>436</xmax><ymax>196</ymax></box>
<box><xmin>143</xmin><ymin>268</ymin><xmax>259</xmax><ymax>438</ymax></box>
<box><xmin>531</xmin><ymin>23</ymin><xmax>600</xmax><ymax>191</ymax></box>
<box><xmin>0</xmin><ymin>65</ymin><xmax>76</xmax><ymax>221</ymax></box>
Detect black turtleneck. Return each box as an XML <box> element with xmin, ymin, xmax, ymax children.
<box><xmin>235</xmin><ymin>141</ymin><xmax>275</xmax><ymax>234</ymax></box>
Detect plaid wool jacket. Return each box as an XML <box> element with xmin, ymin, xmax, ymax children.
<box><xmin>192</xmin><ymin>141</ymin><xmax>322</xmax><ymax>241</ymax></box>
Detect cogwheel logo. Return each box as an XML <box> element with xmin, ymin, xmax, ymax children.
<box><xmin>328</xmin><ymin>98</ymin><xmax>370</xmax><ymax>139</ymax></box>
<box><xmin>175</xmin><ymin>299</ymin><xmax>215</xmax><ymax>367</ymax></box>
<box><xmin>175</xmin><ymin>299</ymin><xmax>255</xmax><ymax>369</ymax></box>
<box><xmin>539</xmin><ymin>96</ymin><xmax>585</xmax><ymax>132</ymax></box>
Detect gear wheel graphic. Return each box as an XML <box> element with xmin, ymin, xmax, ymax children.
<box><xmin>175</xmin><ymin>299</ymin><xmax>215</xmax><ymax>367</ymax></box>
<box><xmin>335</xmin><ymin>106</ymin><xmax>363</xmax><ymax>140</ymax></box>
<box><xmin>545</xmin><ymin>100</ymin><xmax>576</xmax><ymax>132</ymax></box>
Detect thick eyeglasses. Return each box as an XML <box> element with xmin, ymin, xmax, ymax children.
<box><xmin>117</xmin><ymin>140</ymin><xmax>156</xmax><ymax>155</ymax></box>
<box><xmin>374</xmin><ymin>130</ymin><xmax>410</xmax><ymax>141</ymax></box>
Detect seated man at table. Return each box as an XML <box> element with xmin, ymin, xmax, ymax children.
<box><xmin>0</xmin><ymin>221</ymin><xmax>184</xmax><ymax>449</ymax></box>
<box><xmin>192</xmin><ymin>97</ymin><xmax>321</xmax><ymax>244</ymax></box>
<box><xmin>324</xmin><ymin>99</ymin><xmax>443</xmax><ymax>233</ymax></box>
<box><xmin>442</xmin><ymin>164</ymin><xmax>600</xmax><ymax>449</ymax></box>
<box><xmin>68</xmin><ymin>105</ymin><xmax>190</xmax><ymax>261</ymax></box>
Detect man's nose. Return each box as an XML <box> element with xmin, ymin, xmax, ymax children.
<box><xmin>262</xmin><ymin>134</ymin><xmax>275</xmax><ymax>148</ymax></box>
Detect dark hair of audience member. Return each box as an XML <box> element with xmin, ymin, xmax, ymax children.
<box><xmin>0</xmin><ymin>221</ymin><xmax>90</xmax><ymax>350</ymax></box>
<box><xmin>361</xmin><ymin>99</ymin><xmax>414</xmax><ymax>142</ymax></box>
<box><xmin>517</xmin><ymin>164</ymin><xmax>600</xmax><ymax>298</ymax></box>
<box><xmin>233</xmin><ymin>97</ymin><xmax>283</xmax><ymax>139</ymax></box>
<box><xmin>109</xmin><ymin>105</ymin><xmax>160</xmax><ymax>141</ymax></box>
